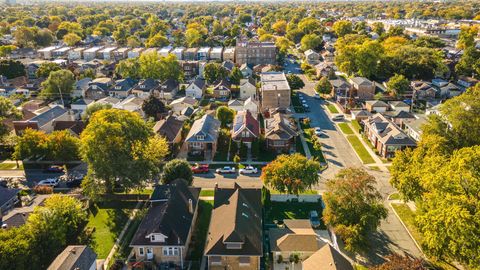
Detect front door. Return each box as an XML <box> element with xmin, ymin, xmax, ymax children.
<box><xmin>146</xmin><ymin>247</ymin><xmax>154</xmax><ymax>260</ymax></box>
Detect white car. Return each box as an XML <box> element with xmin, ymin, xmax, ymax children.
<box><xmin>215</xmin><ymin>166</ymin><xmax>236</xmax><ymax>174</ymax></box>
<box><xmin>239</xmin><ymin>166</ymin><xmax>258</xmax><ymax>174</ymax></box>
<box><xmin>314</xmin><ymin>93</ymin><xmax>321</xmax><ymax>99</ymax></box>
<box><xmin>314</xmin><ymin>127</ymin><xmax>323</xmax><ymax>136</ymax></box>
<box><xmin>37</xmin><ymin>178</ymin><xmax>60</xmax><ymax>187</ymax></box>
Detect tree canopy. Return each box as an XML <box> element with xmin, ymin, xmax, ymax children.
<box><xmin>162</xmin><ymin>159</ymin><xmax>193</xmax><ymax>185</ymax></box>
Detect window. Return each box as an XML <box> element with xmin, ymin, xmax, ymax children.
<box><xmin>139</xmin><ymin>247</ymin><xmax>144</xmax><ymax>256</ymax></box>
<box><xmin>162</xmin><ymin>247</ymin><xmax>179</xmax><ymax>256</ymax></box>
<box><xmin>196</xmin><ymin>135</ymin><xmax>205</xmax><ymax>140</ymax></box>
<box><xmin>151</xmin><ymin>235</ymin><xmax>156</xmax><ymax>241</ymax></box>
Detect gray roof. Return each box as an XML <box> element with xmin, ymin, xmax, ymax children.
<box><xmin>0</xmin><ymin>187</ymin><xmax>19</xmax><ymax>208</ymax></box>
<box><xmin>190</xmin><ymin>78</ymin><xmax>206</xmax><ymax>89</ymax></box>
<box><xmin>185</xmin><ymin>114</ymin><xmax>220</xmax><ymax>143</ymax></box>
<box><xmin>330</xmin><ymin>79</ymin><xmax>350</xmax><ymax>89</ymax></box>
<box><xmin>47</xmin><ymin>245</ymin><xmax>97</xmax><ymax>270</ymax></box>
<box><xmin>365</xmin><ymin>100</ymin><xmax>389</xmax><ymax>107</ymax></box>
<box><xmin>350</xmin><ymin>77</ymin><xmax>373</xmax><ymax>86</ymax></box>
<box><xmin>29</xmin><ymin>106</ymin><xmax>67</xmax><ymax>127</ymax></box>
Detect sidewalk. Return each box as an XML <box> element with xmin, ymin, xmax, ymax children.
<box><xmin>294</xmin><ymin>118</ymin><xmax>312</xmax><ymax>159</ymax></box>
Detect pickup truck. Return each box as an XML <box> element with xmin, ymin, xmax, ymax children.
<box><xmin>215</xmin><ymin>166</ymin><xmax>236</xmax><ymax>174</ymax></box>
<box><xmin>239</xmin><ymin>166</ymin><xmax>258</xmax><ymax>174</ymax></box>
<box><xmin>192</xmin><ymin>164</ymin><xmax>209</xmax><ymax>174</ymax></box>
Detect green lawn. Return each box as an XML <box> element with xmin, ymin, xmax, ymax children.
<box><xmin>200</xmin><ymin>189</ymin><xmax>215</xmax><ymax>197</ymax></box>
<box><xmin>188</xmin><ymin>200</ymin><xmax>213</xmax><ymax>268</ymax></box>
<box><xmin>389</xmin><ymin>193</ymin><xmax>402</xmax><ymax>200</ymax></box>
<box><xmin>391</xmin><ymin>203</ymin><xmax>423</xmax><ymax>247</ymax></box>
<box><xmin>369</xmin><ymin>166</ymin><xmax>381</xmax><ymax>171</ymax></box>
<box><xmin>265</xmin><ymin>201</ymin><xmax>325</xmax><ymax>229</ymax></box>
<box><xmin>326</xmin><ymin>104</ymin><xmax>339</xmax><ymax>113</ymax></box>
<box><xmin>302</xmin><ymin>128</ymin><xmax>326</xmax><ymax>163</ymax></box>
<box><xmin>346</xmin><ymin>135</ymin><xmax>376</xmax><ymax>164</ymax></box>
<box><xmin>87</xmin><ymin>200</ymin><xmax>137</xmax><ymax>259</ymax></box>
<box><xmin>338</xmin><ymin>123</ymin><xmax>354</xmax><ymax>135</ymax></box>
<box><xmin>351</xmin><ymin>120</ymin><xmax>362</xmax><ymax>133</ymax></box>
<box><xmin>0</xmin><ymin>163</ymin><xmax>23</xmax><ymax>170</ymax></box>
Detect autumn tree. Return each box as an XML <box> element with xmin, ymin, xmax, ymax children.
<box><xmin>203</xmin><ymin>62</ymin><xmax>228</xmax><ymax>84</ymax></box>
<box><xmin>286</xmin><ymin>74</ymin><xmax>305</xmax><ymax>90</ymax></box>
<box><xmin>386</xmin><ymin>74</ymin><xmax>410</xmax><ymax>97</ymax></box>
<box><xmin>332</xmin><ymin>20</ymin><xmax>353</xmax><ymax>37</ymax></box>
<box><xmin>115</xmin><ymin>58</ymin><xmax>140</xmax><ymax>79</ymax></box>
<box><xmin>63</xmin><ymin>33</ymin><xmax>81</xmax><ymax>46</ymax></box>
<box><xmin>323</xmin><ymin>167</ymin><xmax>387</xmax><ymax>252</ymax></box>
<box><xmin>261</xmin><ymin>153</ymin><xmax>321</xmax><ymax>195</ymax></box>
<box><xmin>300</xmin><ymin>34</ymin><xmax>322</xmax><ymax>51</ymax></box>
<box><xmin>371</xmin><ymin>254</ymin><xmax>427</xmax><ymax>270</ymax></box>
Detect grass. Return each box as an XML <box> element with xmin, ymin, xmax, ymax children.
<box><xmin>369</xmin><ymin>166</ymin><xmax>381</xmax><ymax>171</ymax></box>
<box><xmin>188</xmin><ymin>200</ymin><xmax>214</xmax><ymax>268</ymax></box>
<box><xmin>86</xmin><ymin>200</ymin><xmax>137</xmax><ymax>259</ymax></box>
<box><xmin>326</xmin><ymin>103</ymin><xmax>339</xmax><ymax>113</ymax></box>
<box><xmin>265</xmin><ymin>201</ymin><xmax>325</xmax><ymax>229</ymax></box>
<box><xmin>338</xmin><ymin>123</ymin><xmax>354</xmax><ymax>135</ymax></box>
<box><xmin>200</xmin><ymin>189</ymin><xmax>215</xmax><ymax>197</ymax></box>
<box><xmin>301</xmin><ymin>126</ymin><xmax>326</xmax><ymax>163</ymax></box>
<box><xmin>354</xmin><ymin>265</ymin><xmax>369</xmax><ymax>270</ymax></box>
<box><xmin>389</xmin><ymin>193</ymin><xmax>402</xmax><ymax>200</ymax></box>
<box><xmin>0</xmin><ymin>163</ymin><xmax>23</xmax><ymax>170</ymax></box>
<box><xmin>116</xmin><ymin>206</ymin><xmax>145</xmax><ymax>259</ymax></box>
<box><xmin>270</xmin><ymin>189</ymin><xmax>318</xmax><ymax>195</ymax></box>
<box><xmin>346</xmin><ymin>135</ymin><xmax>376</xmax><ymax>164</ymax></box>
<box><xmin>351</xmin><ymin>120</ymin><xmax>362</xmax><ymax>133</ymax></box>
<box><xmin>391</xmin><ymin>203</ymin><xmax>423</xmax><ymax>246</ymax></box>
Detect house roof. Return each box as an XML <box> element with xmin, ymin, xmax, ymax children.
<box><xmin>228</xmin><ymin>99</ymin><xmax>243</xmax><ymax>107</ymax></box>
<box><xmin>330</xmin><ymin>79</ymin><xmax>350</xmax><ymax>89</ymax></box>
<box><xmin>1</xmin><ymin>212</ymin><xmax>30</xmax><ymax>228</ymax></box>
<box><xmin>0</xmin><ymin>187</ymin><xmax>19</xmax><ymax>208</ymax></box>
<box><xmin>365</xmin><ymin>100</ymin><xmax>389</xmax><ymax>107</ymax></box>
<box><xmin>389</xmin><ymin>101</ymin><xmax>409</xmax><ymax>108</ymax></box>
<box><xmin>133</xmin><ymin>78</ymin><xmax>159</xmax><ymax>92</ymax></box>
<box><xmin>351</xmin><ymin>110</ymin><xmax>372</xmax><ymax>118</ymax></box>
<box><xmin>222</xmin><ymin>60</ymin><xmax>235</xmax><ymax>71</ymax></box>
<box><xmin>350</xmin><ymin>77</ymin><xmax>372</xmax><ymax>86</ymax></box>
<box><xmin>170</xmin><ymin>96</ymin><xmax>197</xmax><ymax>107</ymax></box>
<box><xmin>158</xmin><ymin>79</ymin><xmax>179</xmax><ymax>93</ymax></box>
<box><xmin>302</xmin><ymin>244</ymin><xmax>353</xmax><ymax>270</ymax></box>
<box><xmin>153</xmin><ymin>115</ymin><xmax>185</xmax><ymax>143</ymax></box>
<box><xmin>232</xmin><ymin>110</ymin><xmax>260</xmax><ymax>139</ymax></box>
<box><xmin>111</xmin><ymin>78</ymin><xmax>136</xmax><ymax>92</ymax></box>
<box><xmin>28</xmin><ymin>106</ymin><xmax>68</xmax><ymax>128</ymax></box>
<box><xmin>189</xmin><ymin>78</ymin><xmax>206</xmax><ymax>90</ymax></box>
<box><xmin>47</xmin><ymin>245</ymin><xmax>97</xmax><ymax>270</ymax></box>
<box><xmin>213</xmin><ymin>79</ymin><xmax>232</xmax><ymax>91</ymax></box>
<box><xmin>363</xmin><ymin>113</ymin><xmax>416</xmax><ymax>146</ymax></box>
<box><xmin>130</xmin><ymin>179</ymin><xmax>200</xmax><ymax>246</ymax></box>
<box><xmin>185</xmin><ymin>114</ymin><xmax>220</xmax><ymax>143</ymax></box>
<box><xmin>264</xmin><ymin>112</ymin><xmax>298</xmax><ymax>140</ymax></box>
<box><xmin>53</xmin><ymin>120</ymin><xmax>86</xmax><ymax>136</ymax></box>
<box><xmin>240</xmin><ymin>77</ymin><xmax>256</xmax><ymax>87</ymax></box>
<box><xmin>269</xmin><ymin>219</ymin><xmax>320</xmax><ymax>253</ymax></box>
<box><xmin>205</xmin><ymin>186</ymin><xmax>262</xmax><ymax>256</ymax></box>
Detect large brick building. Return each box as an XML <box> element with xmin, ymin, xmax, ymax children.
<box><xmin>235</xmin><ymin>40</ymin><xmax>276</xmax><ymax>66</ymax></box>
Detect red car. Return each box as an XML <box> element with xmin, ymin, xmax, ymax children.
<box><xmin>191</xmin><ymin>164</ymin><xmax>209</xmax><ymax>174</ymax></box>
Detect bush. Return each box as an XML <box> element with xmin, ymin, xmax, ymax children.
<box><xmin>162</xmin><ymin>159</ymin><xmax>193</xmax><ymax>185</ymax></box>
<box><xmin>33</xmin><ymin>185</ymin><xmax>53</xmax><ymax>194</ymax></box>
<box><xmin>277</xmin><ymin>254</ymin><xmax>283</xmax><ymax>264</ymax></box>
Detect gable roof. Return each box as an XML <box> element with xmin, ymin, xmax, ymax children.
<box><xmin>350</xmin><ymin>77</ymin><xmax>372</xmax><ymax>86</ymax></box>
<box><xmin>130</xmin><ymin>179</ymin><xmax>200</xmax><ymax>246</ymax></box>
<box><xmin>28</xmin><ymin>106</ymin><xmax>68</xmax><ymax>128</ymax></box>
<box><xmin>189</xmin><ymin>78</ymin><xmax>206</xmax><ymax>90</ymax></box>
<box><xmin>0</xmin><ymin>187</ymin><xmax>19</xmax><ymax>208</ymax></box>
<box><xmin>205</xmin><ymin>186</ymin><xmax>262</xmax><ymax>256</ymax></box>
<box><xmin>170</xmin><ymin>96</ymin><xmax>197</xmax><ymax>107</ymax></box>
<box><xmin>232</xmin><ymin>110</ymin><xmax>260</xmax><ymax>139</ymax></box>
<box><xmin>158</xmin><ymin>79</ymin><xmax>179</xmax><ymax>92</ymax></box>
<box><xmin>302</xmin><ymin>244</ymin><xmax>353</xmax><ymax>270</ymax></box>
<box><xmin>365</xmin><ymin>100</ymin><xmax>389</xmax><ymax>107</ymax></box>
<box><xmin>222</xmin><ymin>60</ymin><xmax>235</xmax><ymax>72</ymax></box>
<box><xmin>133</xmin><ymin>78</ymin><xmax>159</xmax><ymax>92</ymax></box>
<box><xmin>213</xmin><ymin>79</ymin><xmax>232</xmax><ymax>91</ymax></box>
<box><xmin>185</xmin><ymin>114</ymin><xmax>220</xmax><ymax>143</ymax></box>
<box><xmin>240</xmin><ymin>77</ymin><xmax>256</xmax><ymax>87</ymax></box>
<box><xmin>47</xmin><ymin>245</ymin><xmax>97</xmax><ymax>270</ymax></box>
<box><xmin>363</xmin><ymin>113</ymin><xmax>416</xmax><ymax>146</ymax></box>
<box><xmin>269</xmin><ymin>219</ymin><xmax>320</xmax><ymax>253</ymax></box>
<box><xmin>153</xmin><ymin>115</ymin><xmax>185</xmax><ymax>143</ymax></box>
<box><xmin>264</xmin><ymin>112</ymin><xmax>298</xmax><ymax>140</ymax></box>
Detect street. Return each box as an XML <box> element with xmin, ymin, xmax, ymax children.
<box><xmin>193</xmin><ymin>171</ymin><xmax>263</xmax><ymax>189</ymax></box>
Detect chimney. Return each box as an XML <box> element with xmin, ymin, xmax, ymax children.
<box><xmin>188</xmin><ymin>199</ymin><xmax>193</xmax><ymax>214</ymax></box>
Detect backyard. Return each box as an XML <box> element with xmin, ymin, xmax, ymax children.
<box><xmin>265</xmin><ymin>201</ymin><xmax>325</xmax><ymax>229</ymax></box>
<box><xmin>188</xmin><ymin>200</ymin><xmax>214</xmax><ymax>268</ymax></box>
<box><xmin>86</xmin><ymin>200</ymin><xmax>138</xmax><ymax>259</ymax></box>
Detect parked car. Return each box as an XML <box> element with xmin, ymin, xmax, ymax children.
<box><xmin>44</xmin><ymin>165</ymin><xmax>64</xmax><ymax>173</ymax></box>
<box><xmin>310</xmin><ymin>210</ymin><xmax>321</xmax><ymax>229</ymax></box>
<box><xmin>192</xmin><ymin>164</ymin><xmax>209</xmax><ymax>174</ymax></box>
<box><xmin>37</xmin><ymin>178</ymin><xmax>60</xmax><ymax>187</ymax></box>
<box><xmin>303</xmin><ymin>104</ymin><xmax>310</xmax><ymax>112</ymax></box>
<box><xmin>331</xmin><ymin>114</ymin><xmax>345</xmax><ymax>121</ymax></box>
<box><xmin>215</xmin><ymin>166</ymin><xmax>236</xmax><ymax>174</ymax></box>
<box><xmin>314</xmin><ymin>127</ymin><xmax>323</xmax><ymax>137</ymax></box>
<box><xmin>239</xmin><ymin>165</ymin><xmax>258</xmax><ymax>174</ymax></box>
<box><xmin>314</xmin><ymin>93</ymin><xmax>321</xmax><ymax>99</ymax></box>
<box><xmin>65</xmin><ymin>173</ymin><xmax>84</xmax><ymax>188</ymax></box>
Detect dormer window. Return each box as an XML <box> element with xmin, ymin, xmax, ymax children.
<box><xmin>140</xmin><ymin>85</ymin><xmax>146</xmax><ymax>89</ymax></box>
<box><xmin>92</xmin><ymin>85</ymin><xmax>97</xmax><ymax>89</ymax></box>
<box><xmin>151</xmin><ymin>235</ymin><xmax>156</xmax><ymax>241</ymax></box>
<box><xmin>197</xmin><ymin>135</ymin><xmax>204</xmax><ymax>140</ymax></box>
<box><xmin>115</xmin><ymin>86</ymin><xmax>121</xmax><ymax>90</ymax></box>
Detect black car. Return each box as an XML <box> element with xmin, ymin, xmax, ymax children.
<box><xmin>66</xmin><ymin>178</ymin><xmax>82</xmax><ymax>188</ymax></box>
<box><xmin>44</xmin><ymin>165</ymin><xmax>64</xmax><ymax>173</ymax></box>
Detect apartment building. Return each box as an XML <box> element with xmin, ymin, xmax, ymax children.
<box><xmin>235</xmin><ymin>41</ymin><xmax>276</xmax><ymax>66</ymax></box>
<box><xmin>260</xmin><ymin>72</ymin><xmax>291</xmax><ymax>110</ymax></box>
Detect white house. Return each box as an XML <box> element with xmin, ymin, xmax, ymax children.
<box><xmin>113</xmin><ymin>95</ymin><xmax>144</xmax><ymax>114</ymax></box>
<box><xmin>244</xmin><ymin>97</ymin><xmax>259</xmax><ymax>116</ymax></box>
<box><xmin>228</xmin><ymin>99</ymin><xmax>244</xmax><ymax>112</ymax></box>
<box><xmin>68</xmin><ymin>47</ymin><xmax>85</xmax><ymax>61</ymax></box>
<box><xmin>239</xmin><ymin>77</ymin><xmax>257</xmax><ymax>100</ymax></box>
<box><xmin>240</xmin><ymin>63</ymin><xmax>253</xmax><ymax>78</ymax></box>
<box><xmin>169</xmin><ymin>96</ymin><xmax>197</xmax><ymax>114</ymax></box>
<box><xmin>185</xmin><ymin>78</ymin><xmax>206</xmax><ymax>99</ymax></box>
<box><xmin>128</xmin><ymin>48</ymin><xmax>144</xmax><ymax>59</ymax></box>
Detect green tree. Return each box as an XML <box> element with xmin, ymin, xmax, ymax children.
<box><xmin>115</xmin><ymin>58</ymin><xmax>140</xmax><ymax>79</ymax></box>
<box><xmin>185</xmin><ymin>28</ymin><xmax>203</xmax><ymax>47</ymax></box>
<box><xmin>34</xmin><ymin>29</ymin><xmax>54</xmax><ymax>47</ymax></box>
<box><xmin>138</xmin><ymin>52</ymin><xmax>182</xmax><ymax>81</ymax></box>
<box><xmin>35</xmin><ymin>62</ymin><xmax>60</xmax><ymax>78</ymax></box>
<box><xmin>13</xmin><ymin>128</ymin><xmax>49</xmax><ymax>160</ymax></box>
<box><xmin>455</xmin><ymin>46</ymin><xmax>480</xmax><ymax>77</ymax></box>
<box><xmin>0</xmin><ymin>45</ymin><xmax>17</xmax><ymax>57</ymax></box>
<box><xmin>286</xmin><ymin>74</ymin><xmax>305</xmax><ymax>90</ymax></box>
<box><xmin>146</xmin><ymin>33</ymin><xmax>169</xmax><ymax>48</ymax></box>
<box><xmin>161</xmin><ymin>159</ymin><xmax>193</xmax><ymax>185</ymax></box>
<box><xmin>0</xmin><ymin>60</ymin><xmax>26</xmax><ymax>79</ymax></box>
<box><xmin>40</xmin><ymin>69</ymin><xmax>75</xmax><ymax>104</ymax></box>
<box><xmin>216</xmin><ymin>106</ymin><xmax>235</xmax><ymax>127</ymax></box>
<box><xmin>13</xmin><ymin>26</ymin><xmax>35</xmax><ymax>47</ymax></box>
<box><xmin>272</xmin><ymin>20</ymin><xmax>287</xmax><ymax>35</ymax></box>
<box><xmin>203</xmin><ymin>62</ymin><xmax>228</xmax><ymax>84</ymax></box>
<box><xmin>229</xmin><ymin>67</ymin><xmax>243</xmax><ymax>85</ymax></box>
<box><xmin>386</xmin><ymin>74</ymin><xmax>410</xmax><ymax>97</ymax></box>
<box><xmin>414</xmin><ymin>36</ymin><xmax>446</xmax><ymax>49</ymax></box>
<box><xmin>260</xmin><ymin>153</ymin><xmax>321</xmax><ymax>195</ymax></box>
<box><xmin>332</xmin><ymin>20</ymin><xmax>353</xmax><ymax>37</ymax></box>
<box><xmin>323</xmin><ymin>167</ymin><xmax>387</xmax><ymax>252</ymax></box>
<box><xmin>80</xmin><ymin>109</ymin><xmax>169</xmax><ymax>194</ymax></box>
<box><xmin>0</xmin><ymin>96</ymin><xmax>21</xmax><ymax>141</ymax></box>
<box><xmin>142</xmin><ymin>94</ymin><xmax>166</xmax><ymax>120</ymax></box>
<box><xmin>371</xmin><ymin>22</ymin><xmax>385</xmax><ymax>36</ymax></box>
<box><xmin>63</xmin><ymin>33</ymin><xmax>81</xmax><ymax>46</ymax></box>
<box><xmin>0</xmin><ymin>226</ymin><xmax>32</xmax><ymax>270</ymax></box>
<box><xmin>83</xmin><ymin>102</ymin><xmax>112</xmax><ymax>120</ymax></box>
<box><xmin>298</xmin><ymin>17</ymin><xmax>322</xmax><ymax>35</ymax></box>
<box><xmin>315</xmin><ymin>77</ymin><xmax>332</xmax><ymax>95</ymax></box>
<box><xmin>300</xmin><ymin>33</ymin><xmax>322</xmax><ymax>51</ymax></box>
<box><xmin>46</xmin><ymin>130</ymin><xmax>80</xmax><ymax>161</ymax></box>
<box><xmin>457</xmin><ymin>25</ymin><xmax>478</xmax><ymax>49</ymax></box>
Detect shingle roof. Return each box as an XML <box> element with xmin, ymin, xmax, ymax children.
<box><xmin>269</xmin><ymin>220</ymin><xmax>320</xmax><ymax>253</ymax></box>
<box><xmin>350</xmin><ymin>77</ymin><xmax>372</xmax><ymax>86</ymax></box>
<box><xmin>47</xmin><ymin>245</ymin><xmax>97</xmax><ymax>270</ymax></box>
<box><xmin>28</xmin><ymin>106</ymin><xmax>68</xmax><ymax>128</ymax></box>
<box><xmin>264</xmin><ymin>112</ymin><xmax>298</xmax><ymax>140</ymax></box>
<box><xmin>185</xmin><ymin>114</ymin><xmax>220</xmax><ymax>143</ymax></box>
<box><xmin>153</xmin><ymin>115</ymin><xmax>185</xmax><ymax>143</ymax></box>
<box><xmin>232</xmin><ymin>110</ymin><xmax>260</xmax><ymax>139</ymax></box>
<box><xmin>0</xmin><ymin>187</ymin><xmax>19</xmax><ymax>208</ymax></box>
<box><xmin>205</xmin><ymin>186</ymin><xmax>262</xmax><ymax>256</ymax></box>
<box><xmin>302</xmin><ymin>244</ymin><xmax>353</xmax><ymax>270</ymax></box>
<box><xmin>363</xmin><ymin>113</ymin><xmax>416</xmax><ymax>146</ymax></box>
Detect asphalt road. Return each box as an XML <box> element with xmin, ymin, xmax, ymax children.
<box><xmin>192</xmin><ymin>171</ymin><xmax>263</xmax><ymax>189</ymax></box>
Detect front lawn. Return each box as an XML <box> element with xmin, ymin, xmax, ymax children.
<box><xmin>338</xmin><ymin>123</ymin><xmax>354</xmax><ymax>135</ymax></box>
<box><xmin>351</xmin><ymin>120</ymin><xmax>362</xmax><ymax>133</ymax></box>
<box><xmin>346</xmin><ymin>135</ymin><xmax>375</xmax><ymax>164</ymax></box>
<box><xmin>188</xmin><ymin>200</ymin><xmax>214</xmax><ymax>268</ymax></box>
<box><xmin>391</xmin><ymin>203</ymin><xmax>423</xmax><ymax>245</ymax></box>
<box><xmin>87</xmin><ymin>200</ymin><xmax>137</xmax><ymax>259</ymax></box>
<box><xmin>265</xmin><ymin>201</ymin><xmax>325</xmax><ymax>229</ymax></box>
<box><xmin>200</xmin><ymin>189</ymin><xmax>215</xmax><ymax>197</ymax></box>
<box><xmin>326</xmin><ymin>104</ymin><xmax>339</xmax><ymax>114</ymax></box>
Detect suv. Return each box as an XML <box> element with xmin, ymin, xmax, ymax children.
<box><xmin>309</xmin><ymin>210</ymin><xmax>321</xmax><ymax>229</ymax></box>
<box><xmin>331</xmin><ymin>114</ymin><xmax>345</xmax><ymax>121</ymax></box>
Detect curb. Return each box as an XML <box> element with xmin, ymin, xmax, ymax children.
<box><xmin>388</xmin><ymin>202</ymin><xmax>425</xmax><ymax>258</ymax></box>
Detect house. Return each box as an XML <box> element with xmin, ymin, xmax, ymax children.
<box><xmin>228</xmin><ymin>99</ymin><xmax>245</xmax><ymax>112</ymax></box>
<box><xmin>91</xmin><ymin>96</ymin><xmax>121</xmax><ymax>108</ymax></box>
<box><xmin>172</xmin><ymin>47</ymin><xmax>185</xmax><ymax>60</ymax></box>
<box><xmin>260</xmin><ymin>72</ymin><xmax>291</xmax><ymax>111</ymax></box>
<box><xmin>83</xmin><ymin>46</ymin><xmax>103</xmax><ymax>61</ymax></box>
<box><xmin>457</xmin><ymin>76</ymin><xmax>478</xmax><ymax>90</ymax></box>
<box><xmin>240</xmin><ymin>77</ymin><xmax>257</xmax><ymax>100</ymax></box>
<box><xmin>37</xmin><ymin>46</ymin><xmax>61</xmax><ymax>59</ymax></box>
<box><xmin>169</xmin><ymin>96</ymin><xmax>197</xmax><ymax>114</ymax></box>
<box><xmin>184</xmin><ymin>48</ymin><xmax>199</xmax><ymax>61</ymax></box>
<box><xmin>270</xmin><ymin>219</ymin><xmax>322</xmax><ymax>270</ymax></box>
<box><xmin>10</xmin><ymin>47</ymin><xmax>36</xmax><ymax>59</ymax></box>
<box><xmin>113</xmin><ymin>47</ymin><xmax>130</xmax><ymax>60</ymax></box>
<box><xmin>52</xmin><ymin>46</ymin><xmax>71</xmax><ymax>58</ymax></box>
<box><xmin>205</xmin><ymin>185</ymin><xmax>262</xmax><ymax>270</ymax></box>
<box><xmin>232</xmin><ymin>110</ymin><xmax>260</xmax><ymax>145</ymax></box>
<box><xmin>212</xmin><ymin>80</ymin><xmax>232</xmax><ymax>99</ymax></box>
<box><xmin>198</xmin><ymin>47</ymin><xmax>211</xmax><ymax>61</ymax></box>
<box><xmin>210</xmin><ymin>47</ymin><xmax>224</xmax><ymax>61</ymax></box>
<box><xmin>181</xmin><ymin>61</ymin><xmax>199</xmax><ymax>80</ymax></box>
<box><xmin>315</xmin><ymin>62</ymin><xmax>335</xmax><ymax>78</ymax></box>
<box><xmin>185</xmin><ymin>114</ymin><xmax>220</xmax><ymax>159</ymax></box>
<box><xmin>47</xmin><ymin>245</ymin><xmax>97</xmax><ymax>270</ymax></box>
<box><xmin>154</xmin><ymin>79</ymin><xmax>179</xmax><ymax>101</ymax></box>
<box><xmin>153</xmin><ymin>115</ymin><xmax>185</xmax><ymax>147</ymax></box>
<box><xmin>383</xmin><ymin>110</ymin><xmax>416</xmax><ymax>126</ymax></box>
<box><xmin>13</xmin><ymin>105</ymin><xmax>74</xmax><ymax>135</ymax></box>
<box><xmin>388</xmin><ymin>101</ymin><xmax>410</xmax><ymax>113</ymax></box>
<box><xmin>350</xmin><ymin>110</ymin><xmax>372</xmax><ymax>122</ymax></box>
<box><xmin>73</xmin><ymin>77</ymin><xmax>92</xmax><ymax>98</ymax></box>
<box><xmin>185</xmin><ymin>78</ymin><xmax>206</xmax><ymax>99</ymax></box>
<box><xmin>158</xmin><ymin>46</ymin><xmax>173</xmax><ymax>57</ymax></box>
<box><xmin>223</xmin><ymin>47</ymin><xmax>235</xmax><ymax>62</ymax></box>
<box><xmin>349</xmin><ymin>77</ymin><xmax>375</xmax><ymax>100</ymax></box>
<box><xmin>403</xmin><ymin>115</ymin><xmax>427</xmax><ymax>142</ymax></box>
<box><xmin>128</xmin><ymin>48</ymin><xmax>144</xmax><ymax>59</ymax></box>
<box><xmin>235</xmin><ymin>40</ymin><xmax>276</xmax><ymax>66</ymax></box>
<box><xmin>84</xmin><ymin>77</ymin><xmax>113</xmax><ymax>100</ymax></box>
<box><xmin>302</xmin><ymin>244</ymin><xmax>353</xmax><ymax>270</ymax></box>
<box><xmin>264</xmin><ymin>112</ymin><xmax>298</xmax><ymax>153</ymax></box>
<box><xmin>108</xmin><ymin>78</ymin><xmax>136</xmax><ymax>98</ymax></box>
<box><xmin>411</xmin><ymin>81</ymin><xmax>436</xmax><ymax>101</ymax></box>
<box><xmin>129</xmin><ymin>180</ymin><xmax>200</xmax><ymax>269</ymax></box>
<box><xmin>0</xmin><ymin>187</ymin><xmax>20</xmax><ymax>218</ymax></box>
<box><xmin>321</xmin><ymin>50</ymin><xmax>335</xmax><ymax>62</ymax></box>
<box><xmin>71</xmin><ymin>98</ymin><xmax>93</xmax><ymax>114</ymax></box>
<box><xmin>365</xmin><ymin>100</ymin><xmax>389</xmax><ymax>113</ymax></box>
<box><xmin>240</xmin><ymin>63</ymin><xmax>253</xmax><ymax>78</ymax></box>
<box><xmin>363</xmin><ymin>113</ymin><xmax>416</xmax><ymax>158</ymax></box>
<box><xmin>113</xmin><ymin>95</ymin><xmax>144</xmax><ymax>114</ymax></box>
<box><xmin>304</xmin><ymin>49</ymin><xmax>320</xmax><ymax>65</ymax></box>
<box><xmin>132</xmin><ymin>78</ymin><xmax>159</xmax><ymax>99</ymax></box>
<box><xmin>222</xmin><ymin>60</ymin><xmax>235</xmax><ymax>73</ymax></box>
<box><xmin>244</xmin><ymin>97</ymin><xmax>259</xmax><ymax>116</ymax></box>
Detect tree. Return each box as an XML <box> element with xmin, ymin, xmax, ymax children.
<box><xmin>83</xmin><ymin>102</ymin><xmax>112</xmax><ymax>120</ymax></box>
<box><xmin>161</xmin><ymin>159</ymin><xmax>193</xmax><ymax>185</ymax></box>
<box><xmin>80</xmin><ymin>109</ymin><xmax>169</xmax><ymax>194</ymax></box>
<box><xmin>13</xmin><ymin>26</ymin><xmax>35</xmax><ymax>47</ymax></box>
<box><xmin>46</xmin><ymin>130</ymin><xmax>80</xmax><ymax>161</ymax></box>
<box><xmin>35</xmin><ymin>62</ymin><xmax>60</xmax><ymax>78</ymax></box>
<box><xmin>315</xmin><ymin>77</ymin><xmax>332</xmax><ymax>95</ymax></box>
<box><xmin>286</xmin><ymin>74</ymin><xmax>305</xmax><ymax>90</ymax></box>
<box><xmin>455</xmin><ymin>46</ymin><xmax>480</xmax><ymax>77</ymax></box>
<box><xmin>127</xmin><ymin>36</ymin><xmax>141</xmax><ymax>48</ymax></box>
<box><xmin>40</xmin><ymin>69</ymin><xmax>75</xmax><ymax>104</ymax></box>
<box><xmin>0</xmin><ymin>45</ymin><xmax>17</xmax><ymax>57</ymax></box>
<box><xmin>371</xmin><ymin>22</ymin><xmax>385</xmax><ymax>36</ymax></box>
<box><xmin>300</xmin><ymin>33</ymin><xmax>322</xmax><ymax>51</ymax></box>
<box><xmin>457</xmin><ymin>25</ymin><xmax>478</xmax><ymax>49</ymax></box>
<box><xmin>0</xmin><ymin>226</ymin><xmax>32</xmax><ymax>270</ymax></box>
<box><xmin>323</xmin><ymin>167</ymin><xmax>387</xmax><ymax>252</ymax></box>
<box><xmin>142</xmin><ymin>94</ymin><xmax>166</xmax><ymax>120</ymax></box>
<box><xmin>0</xmin><ymin>97</ymin><xmax>21</xmax><ymax>141</ymax></box>
<box><xmin>115</xmin><ymin>58</ymin><xmax>140</xmax><ymax>79</ymax></box>
<box><xmin>203</xmin><ymin>62</ymin><xmax>228</xmax><ymax>84</ymax></box>
<box><xmin>185</xmin><ymin>28</ymin><xmax>203</xmax><ymax>47</ymax></box>
<box><xmin>261</xmin><ymin>153</ymin><xmax>320</xmax><ymax>195</ymax></box>
<box><xmin>371</xmin><ymin>254</ymin><xmax>427</xmax><ymax>270</ymax></box>
<box><xmin>13</xmin><ymin>128</ymin><xmax>49</xmax><ymax>160</ymax></box>
<box><xmin>63</xmin><ymin>33</ymin><xmax>81</xmax><ymax>46</ymax></box>
<box><xmin>0</xmin><ymin>60</ymin><xmax>26</xmax><ymax>79</ymax></box>
<box><xmin>386</xmin><ymin>74</ymin><xmax>410</xmax><ymax>97</ymax></box>
<box><xmin>272</xmin><ymin>20</ymin><xmax>287</xmax><ymax>35</ymax></box>
<box><xmin>138</xmin><ymin>52</ymin><xmax>183</xmax><ymax>81</ymax></box>
<box><xmin>332</xmin><ymin>20</ymin><xmax>353</xmax><ymax>37</ymax></box>
<box><xmin>216</xmin><ymin>106</ymin><xmax>235</xmax><ymax>127</ymax></box>
<box><xmin>414</xmin><ymin>36</ymin><xmax>446</xmax><ymax>49</ymax></box>
<box><xmin>146</xmin><ymin>33</ymin><xmax>169</xmax><ymax>48</ymax></box>
<box><xmin>34</xmin><ymin>29</ymin><xmax>54</xmax><ymax>47</ymax></box>
<box><xmin>298</xmin><ymin>17</ymin><xmax>323</xmax><ymax>35</ymax></box>
<box><xmin>229</xmin><ymin>67</ymin><xmax>243</xmax><ymax>85</ymax></box>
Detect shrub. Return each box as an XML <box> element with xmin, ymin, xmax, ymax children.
<box><xmin>33</xmin><ymin>185</ymin><xmax>53</xmax><ymax>194</ymax></box>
